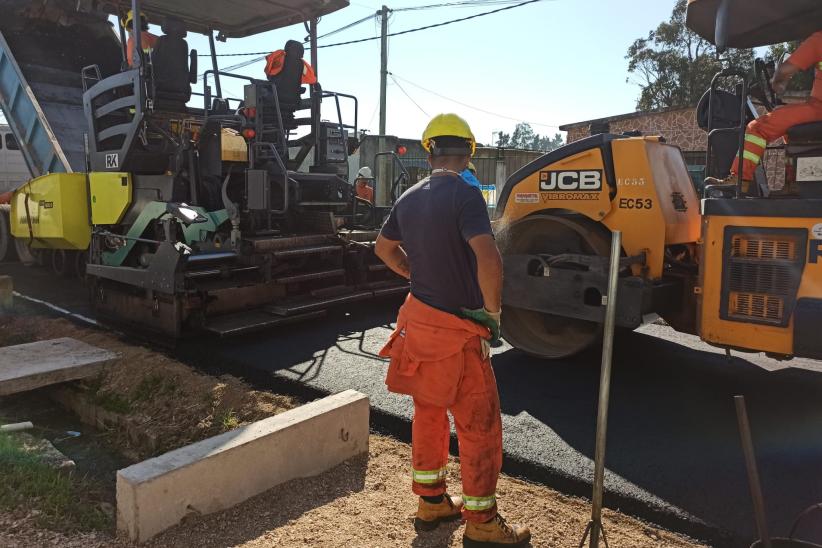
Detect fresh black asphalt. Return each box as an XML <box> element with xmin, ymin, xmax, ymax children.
<box><xmin>3</xmin><ymin>261</ymin><xmax>822</xmax><ymax>547</ymax></box>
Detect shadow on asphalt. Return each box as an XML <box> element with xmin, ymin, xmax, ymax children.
<box><xmin>491</xmin><ymin>333</ymin><xmax>822</xmax><ymax>546</ymax></box>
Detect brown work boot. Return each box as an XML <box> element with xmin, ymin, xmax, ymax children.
<box><xmin>463</xmin><ymin>513</ymin><xmax>531</xmax><ymax>547</ymax></box>
<box><xmin>414</xmin><ymin>494</ymin><xmax>463</xmax><ymax>532</ymax></box>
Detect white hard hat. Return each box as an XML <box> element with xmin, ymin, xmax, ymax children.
<box><xmin>357</xmin><ymin>166</ymin><xmax>373</xmax><ymax>178</ymax></box>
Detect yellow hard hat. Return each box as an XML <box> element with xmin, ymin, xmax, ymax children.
<box><xmin>121</xmin><ymin>10</ymin><xmax>147</xmax><ymax>29</ymax></box>
<box><xmin>422</xmin><ymin>113</ymin><xmax>476</xmax><ymax>156</ymax></box>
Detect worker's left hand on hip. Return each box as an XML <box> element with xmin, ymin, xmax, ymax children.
<box><xmin>461</xmin><ymin>307</ymin><xmax>501</xmax><ymax>345</ymax></box>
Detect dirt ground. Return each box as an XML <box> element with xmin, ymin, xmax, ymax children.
<box><xmin>0</xmin><ymin>313</ymin><xmax>296</xmax><ymax>459</ymax></box>
<box><xmin>0</xmin><ymin>309</ymin><xmax>707</xmax><ymax>547</ymax></box>
<box><xmin>0</xmin><ymin>434</ymin><xmax>706</xmax><ymax>548</ymax></box>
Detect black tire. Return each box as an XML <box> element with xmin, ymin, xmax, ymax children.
<box><xmin>74</xmin><ymin>250</ymin><xmax>88</xmax><ymax>283</ymax></box>
<box><xmin>14</xmin><ymin>238</ymin><xmax>37</xmax><ymax>266</ymax></box>
<box><xmin>498</xmin><ymin>214</ymin><xmax>612</xmax><ymax>359</ymax></box>
<box><xmin>0</xmin><ymin>207</ymin><xmax>9</xmax><ymax>263</ymax></box>
<box><xmin>51</xmin><ymin>249</ymin><xmax>74</xmax><ymax>277</ymax></box>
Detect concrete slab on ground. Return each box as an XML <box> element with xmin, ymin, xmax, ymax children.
<box><xmin>0</xmin><ymin>337</ymin><xmax>117</xmax><ymax>396</ymax></box>
<box><xmin>116</xmin><ymin>389</ymin><xmax>370</xmax><ymax>543</ymax></box>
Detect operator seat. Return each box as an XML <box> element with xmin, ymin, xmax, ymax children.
<box><xmin>266</xmin><ymin>39</ymin><xmax>309</xmax><ymax>130</ymax></box>
<box><xmin>786</xmin><ymin>121</ymin><xmax>822</xmax><ymax>144</ymax></box>
<box><xmin>785</xmin><ymin>121</ymin><xmax>822</xmax><ymax>198</ymax></box>
<box><xmin>151</xmin><ymin>17</ymin><xmax>196</xmax><ymax>112</ymax></box>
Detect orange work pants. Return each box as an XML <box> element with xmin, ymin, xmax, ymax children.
<box><xmin>380</xmin><ymin>294</ymin><xmax>503</xmax><ymax>522</ymax></box>
<box><xmin>732</xmin><ymin>99</ymin><xmax>822</xmax><ymax>180</ymax></box>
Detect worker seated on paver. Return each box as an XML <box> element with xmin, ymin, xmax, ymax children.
<box><xmin>706</xmin><ymin>30</ymin><xmax>822</xmax><ymax>192</ymax></box>
<box><xmin>122</xmin><ymin>10</ymin><xmax>158</xmax><ymax>68</ymax></box>
<box><xmin>375</xmin><ymin>113</ymin><xmax>531</xmax><ymax>547</ymax></box>
<box><xmin>261</xmin><ymin>40</ymin><xmax>317</xmax><ymax>132</ymax></box>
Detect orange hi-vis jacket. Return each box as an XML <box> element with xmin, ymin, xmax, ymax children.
<box><xmin>127</xmin><ymin>31</ymin><xmax>158</xmax><ymax>68</ymax></box>
<box><xmin>264</xmin><ymin>50</ymin><xmax>317</xmax><ymax>85</ymax></box>
<box><xmin>380</xmin><ymin>293</ymin><xmax>491</xmax><ymax>407</ymax></box>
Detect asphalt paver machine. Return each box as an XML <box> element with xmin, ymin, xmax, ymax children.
<box><xmin>3</xmin><ymin>0</ymin><xmax>406</xmax><ymax>337</ymax></box>
<box><xmin>493</xmin><ymin>0</ymin><xmax>822</xmax><ymax>361</ymax></box>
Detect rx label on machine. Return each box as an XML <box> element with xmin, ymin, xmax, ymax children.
<box><xmin>105</xmin><ymin>153</ymin><xmax>119</xmax><ymax>169</ymax></box>
<box><xmin>811</xmin><ymin>223</ymin><xmax>822</xmax><ymax>239</ymax></box>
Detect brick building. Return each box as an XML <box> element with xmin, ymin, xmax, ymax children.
<box><xmin>559</xmin><ymin>92</ymin><xmax>811</xmax><ymax>190</ymax></box>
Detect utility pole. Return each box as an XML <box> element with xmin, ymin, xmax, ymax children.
<box><xmin>377</xmin><ymin>5</ymin><xmax>390</xmax><ymax>206</ymax></box>
<box><xmin>379</xmin><ymin>5</ymin><xmax>389</xmax><ymax>136</ymax></box>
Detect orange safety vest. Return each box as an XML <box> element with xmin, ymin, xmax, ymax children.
<box><xmin>127</xmin><ymin>32</ymin><xmax>158</xmax><ymax>67</ymax></box>
<box><xmin>264</xmin><ymin>50</ymin><xmax>317</xmax><ymax>85</ymax></box>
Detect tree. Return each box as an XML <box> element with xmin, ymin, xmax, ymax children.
<box><xmin>495</xmin><ymin>123</ymin><xmax>564</xmax><ymax>152</ymax></box>
<box><xmin>626</xmin><ymin>0</ymin><xmax>754</xmax><ymax>111</ymax></box>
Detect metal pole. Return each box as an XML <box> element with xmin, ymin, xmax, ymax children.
<box><xmin>208</xmin><ymin>30</ymin><xmax>222</xmax><ymax>98</ymax></box>
<box><xmin>379</xmin><ymin>5</ymin><xmax>389</xmax><ymax>136</ymax></box>
<box><xmin>734</xmin><ymin>396</ymin><xmax>772</xmax><ymax>548</ymax></box>
<box><xmin>131</xmin><ymin>0</ymin><xmax>141</xmax><ymax>68</ymax></box>
<box><xmin>588</xmin><ymin>230</ymin><xmax>622</xmax><ymax>548</ymax></box>
<box><xmin>309</xmin><ymin>18</ymin><xmax>320</xmax><ymax>167</ymax></box>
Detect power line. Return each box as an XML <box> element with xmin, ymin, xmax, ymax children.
<box><xmin>393</xmin><ymin>1</ymin><xmax>535</xmax><ymax>12</ymax></box>
<box><xmin>315</xmin><ymin>0</ymin><xmax>543</xmax><ymax>49</ymax></box>
<box><xmin>390</xmin><ymin>72</ymin><xmax>561</xmax><ymax>129</ymax></box>
<box><xmin>201</xmin><ymin>0</ymin><xmax>543</xmax><ymax>55</ymax></box>
<box><xmin>389</xmin><ymin>73</ymin><xmax>429</xmax><ymax>116</ymax></box>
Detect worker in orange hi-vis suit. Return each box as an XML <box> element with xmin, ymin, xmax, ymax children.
<box><xmin>714</xmin><ymin>31</ymin><xmax>822</xmax><ymax>185</ymax></box>
<box><xmin>375</xmin><ymin>113</ymin><xmax>531</xmax><ymax>547</ymax></box>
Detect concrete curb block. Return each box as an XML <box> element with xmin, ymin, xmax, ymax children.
<box><xmin>116</xmin><ymin>389</ymin><xmax>370</xmax><ymax>543</ymax></box>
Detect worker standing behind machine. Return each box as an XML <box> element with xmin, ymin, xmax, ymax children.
<box><xmin>122</xmin><ymin>10</ymin><xmax>158</xmax><ymax>68</ymax></box>
<box><xmin>375</xmin><ymin>113</ymin><xmax>531</xmax><ymax>548</ymax></box>
<box><xmin>707</xmin><ymin>29</ymin><xmax>822</xmax><ymax>189</ymax></box>
<box><xmin>354</xmin><ymin>166</ymin><xmax>375</xmax><ymax>203</ymax></box>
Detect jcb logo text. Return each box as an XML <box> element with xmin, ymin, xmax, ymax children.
<box><xmin>539</xmin><ymin>170</ymin><xmax>603</xmax><ymax>192</ymax></box>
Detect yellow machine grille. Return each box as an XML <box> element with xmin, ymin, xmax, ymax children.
<box><xmin>722</xmin><ymin>230</ymin><xmax>806</xmax><ymax>327</ymax></box>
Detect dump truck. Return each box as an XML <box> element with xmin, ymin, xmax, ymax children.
<box><xmin>495</xmin><ymin>0</ymin><xmax>822</xmax><ymax>360</ymax></box>
<box><xmin>3</xmin><ymin>0</ymin><xmax>407</xmax><ymax>337</ymax></box>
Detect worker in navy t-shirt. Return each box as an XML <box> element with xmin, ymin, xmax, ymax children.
<box><xmin>375</xmin><ymin>114</ymin><xmax>531</xmax><ymax>546</ymax></box>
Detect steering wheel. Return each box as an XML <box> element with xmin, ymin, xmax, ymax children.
<box><xmin>754</xmin><ymin>58</ymin><xmax>783</xmax><ymax>112</ymax></box>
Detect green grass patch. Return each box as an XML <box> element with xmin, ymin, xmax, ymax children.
<box><xmin>218</xmin><ymin>409</ymin><xmax>240</xmax><ymax>431</ymax></box>
<box><xmin>132</xmin><ymin>373</ymin><xmax>179</xmax><ymax>403</ymax></box>
<box><xmin>92</xmin><ymin>391</ymin><xmax>131</xmax><ymax>414</ymax></box>
<box><xmin>84</xmin><ymin>374</ymin><xmax>131</xmax><ymax>414</ymax></box>
<box><xmin>0</xmin><ymin>432</ymin><xmax>111</xmax><ymax>532</ymax></box>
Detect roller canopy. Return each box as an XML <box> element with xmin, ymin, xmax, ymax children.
<box><xmin>98</xmin><ymin>0</ymin><xmax>350</xmax><ymax>38</ymax></box>
<box><xmin>686</xmin><ymin>0</ymin><xmax>822</xmax><ymax>50</ymax></box>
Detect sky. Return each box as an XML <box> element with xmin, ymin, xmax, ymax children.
<box><xmin>154</xmin><ymin>0</ymin><xmax>677</xmax><ymax>144</ymax></box>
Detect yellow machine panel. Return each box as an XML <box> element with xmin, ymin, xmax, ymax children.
<box><xmin>222</xmin><ymin>129</ymin><xmax>249</xmax><ymax>162</ymax></box>
<box><xmin>499</xmin><ymin>136</ymin><xmax>701</xmax><ymax>280</ymax></box>
<box><xmin>10</xmin><ymin>173</ymin><xmax>91</xmax><ymax>250</ymax></box>
<box><xmin>499</xmin><ymin>147</ymin><xmax>612</xmax><ymax>226</ymax></box>
<box><xmin>698</xmin><ymin>212</ymin><xmax>822</xmax><ymax>357</ymax></box>
<box><xmin>89</xmin><ymin>172</ymin><xmax>132</xmax><ymax>225</ymax></box>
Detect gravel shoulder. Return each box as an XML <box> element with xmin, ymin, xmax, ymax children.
<box><xmin>0</xmin><ymin>434</ymin><xmax>706</xmax><ymax>548</ymax></box>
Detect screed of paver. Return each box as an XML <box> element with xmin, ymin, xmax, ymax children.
<box><xmin>0</xmin><ymin>337</ymin><xmax>118</xmax><ymax>396</ymax></box>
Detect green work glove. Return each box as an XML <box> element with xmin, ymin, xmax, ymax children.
<box><xmin>460</xmin><ymin>307</ymin><xmax>501</xmax><ymax>345</ymax></box>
